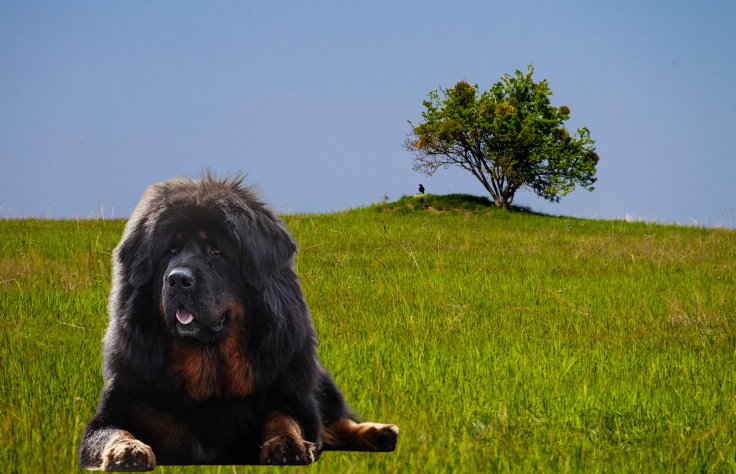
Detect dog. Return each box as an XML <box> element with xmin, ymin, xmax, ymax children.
<box><xmin>79</xmin><ymin>175</ymin><xmax>398</xmax><ymax>470</ymax></box>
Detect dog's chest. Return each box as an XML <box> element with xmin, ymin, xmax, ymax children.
<box><xmin>170</xmin><ymin>327</ymin><xmax>253</xmax><ymax>401</ymax></box>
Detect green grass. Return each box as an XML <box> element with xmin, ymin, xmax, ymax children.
<box><xmin>1</xmin><ymin>202</ymin><xmax>735</xmax><ymax>472</ymax></box>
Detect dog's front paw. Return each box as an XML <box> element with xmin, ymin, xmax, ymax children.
<box><xmin>260</xmin><ymin>435</ymin><xmax>317</xmax><ymax>465</ymax></box>
<box><xmin>100</xmin><ymin>432</ymin><xmax>156</xmax><ymax>471</ymax></box>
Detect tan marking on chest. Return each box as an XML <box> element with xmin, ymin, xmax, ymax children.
<box><xmin>170</xmin><ymin>316</ymin><xmax>253</xmax><ymax>401</ymax></box>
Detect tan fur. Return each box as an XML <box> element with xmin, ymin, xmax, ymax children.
<box><xmin>260</xmin><ymin>412</ymin><xmax>316</xmax><ymax>465</ymax></box>
<box><xmin>323</xmin><ymin>419</ymin><xmax>399</xmax><ymax>451</ymax></box>
<box><xmin>262</xmin><ymin>412</ymin><xmax>302</xmax><ymax>440</ymax></box>
<box><xmin>171</xmin><ymin>343</ymin><xmax>219</xmax><ymax>400</ymax></box>
<box><xmin>219</xmin><ymin>325</ymin><xmax>254</xmax><ymax>396</ymax></box>
<box><xmin>170</xmin><ymin>303</ymin><xmax>253</xmax><ymax>401</ymax></box>
<box><xmin>99</xmin><ymin>430</ymin><xmax>156</xmax><ymax>471</ymax></box>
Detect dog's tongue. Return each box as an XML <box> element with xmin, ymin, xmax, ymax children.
<box><xmin>176</xmin><ymin>309</ymin><xmax>194</xmax><ymax>325</ymax></box>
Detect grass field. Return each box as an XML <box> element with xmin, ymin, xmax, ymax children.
<box><xmin>1</xmin><ymin>197</ymin><xmax>735</xmax><ymax>472</ymax></box>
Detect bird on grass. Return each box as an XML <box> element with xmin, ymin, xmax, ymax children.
<box><xmin>418</xmin><ymin>184</ymin><xmax>425</xmax><ymax>194</ymax></box>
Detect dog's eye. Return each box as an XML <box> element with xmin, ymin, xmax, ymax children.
<box><xmin>210</xmin><ymin>247</ymin><xmax>221</xmax><ymax>257</ymax></box>
<box><xmin>169</xmin><ymin>248</ymin><xmax>179</xmax><ymax>255</ymax></box>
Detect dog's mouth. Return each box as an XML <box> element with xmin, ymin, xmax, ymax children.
<box><xmin>176</xmin><ymin>308</ymin><xmax>195</xmax><ymax>325</ymax></box>
<box><xmin>173</xmin><ymin>306</ymin><xmax>230</xmax><ymax>341</ymax></box>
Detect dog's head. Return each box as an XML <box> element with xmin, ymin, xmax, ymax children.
<box><xmin>113</xmin><ymin>176</ymin><xmax>296</xmax><ymax>344</ymax></box>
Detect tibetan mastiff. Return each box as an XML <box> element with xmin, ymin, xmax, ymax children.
<box><xmin>79</xmin><ymin>176</ymin><xmax>398</xmax><ymax>470</ymax></box>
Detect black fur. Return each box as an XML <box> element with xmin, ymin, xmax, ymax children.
<box><xmin>79</xmin><ymin>176</ymin><xmax>357</xmax><ymax>468</ymax></box>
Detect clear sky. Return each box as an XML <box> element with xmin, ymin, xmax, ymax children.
<box><xmin>1</xmin><ymin>1</ymin><xmax>734</xmax><ymax>226</ymax></box>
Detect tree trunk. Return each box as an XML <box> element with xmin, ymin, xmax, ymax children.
<box><xmin>490</xmin><ymin>183</ymin><xmax>519</xmax><ymax>209</ymax></box>
<box><xmin>493</xmin><ymin>195</ymin><xmax>509</xmax><ymax>209</ymax></box>
<box><xmin>478</xmin><ymin>174</ymin><xmax>514</xmax><ymax>209</ymax></box>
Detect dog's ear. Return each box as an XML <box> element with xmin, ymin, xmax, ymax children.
<box><xmin>229</xmin><ymin>206</ymin><xmax>296</xmax><ymax>291</ymax></box>
<box><xmin>114</xmin><ymin>206</ymin><xmax>154</xmax><ymax>288</ymax></box>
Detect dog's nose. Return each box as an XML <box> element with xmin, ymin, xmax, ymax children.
<box><xmin>167</xmin><ymin>267</ymin><xmax>195</xmax><ymax>289</ymax></box>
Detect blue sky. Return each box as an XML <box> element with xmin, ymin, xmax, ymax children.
<box><xmin>1</xmin><ymin>1</ymin><xmax>734</xmax><ymax>226</ymax></box>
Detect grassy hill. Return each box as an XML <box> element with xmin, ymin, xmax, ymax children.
<box><xmin>1</xmin><ymin>201</ymin><xmax>735</xmax><ymax>472</ymax></box>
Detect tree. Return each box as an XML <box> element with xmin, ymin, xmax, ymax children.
<box><xmin>405</xmin><ymin>65</ymin><xmax>599</xmax><ymax>209</ymax></box>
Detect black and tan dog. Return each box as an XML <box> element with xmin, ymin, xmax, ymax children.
<box><xmin>79</xmin><ymin>175</ymin><xmax>398</xmax><ymax>470</ymax></box>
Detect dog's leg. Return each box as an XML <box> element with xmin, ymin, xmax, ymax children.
<box><xmin>79</xmin><ymin>427</ymin><xmax>156</xmax><ymax>472</ymax></box>
<box><xmin>259</xmin><ymin>411</ymin><xmax>318</xmax><ymax>465</ymax></box>
<box><xmin>314</xmin><ymin>369</ymin><xmax>399</xmax><ymax>452</ymax></box>
<box><xmin>79</xmin><ymin>387</ymin><xmax>157</xmax><ymax>472</ymax></box>
<box><xmin>322</xmin><ymin>418</ymin><xmax>399</xmax><ymax>452</ymax></box>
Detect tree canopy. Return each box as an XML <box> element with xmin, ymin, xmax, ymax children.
<box><xmin>405</xmin><ymin>66</ymin><xmax>599</xmax><ymax>209</ymax></box>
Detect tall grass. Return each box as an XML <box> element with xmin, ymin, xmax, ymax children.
<box><xmin>1</xmin><ymin>206</ymin><xmax>734</xmax><ymax>472</ymax></box>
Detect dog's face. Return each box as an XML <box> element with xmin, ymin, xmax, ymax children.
<box><xmin>153</xmin><ymin>211</ymin><xmax>246</xmax><ymax>344</ymax></box>
<box><xmin>114</xmin><ymin>177</ymin><xmax>298</xmax><ymax>346</ymax></box>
